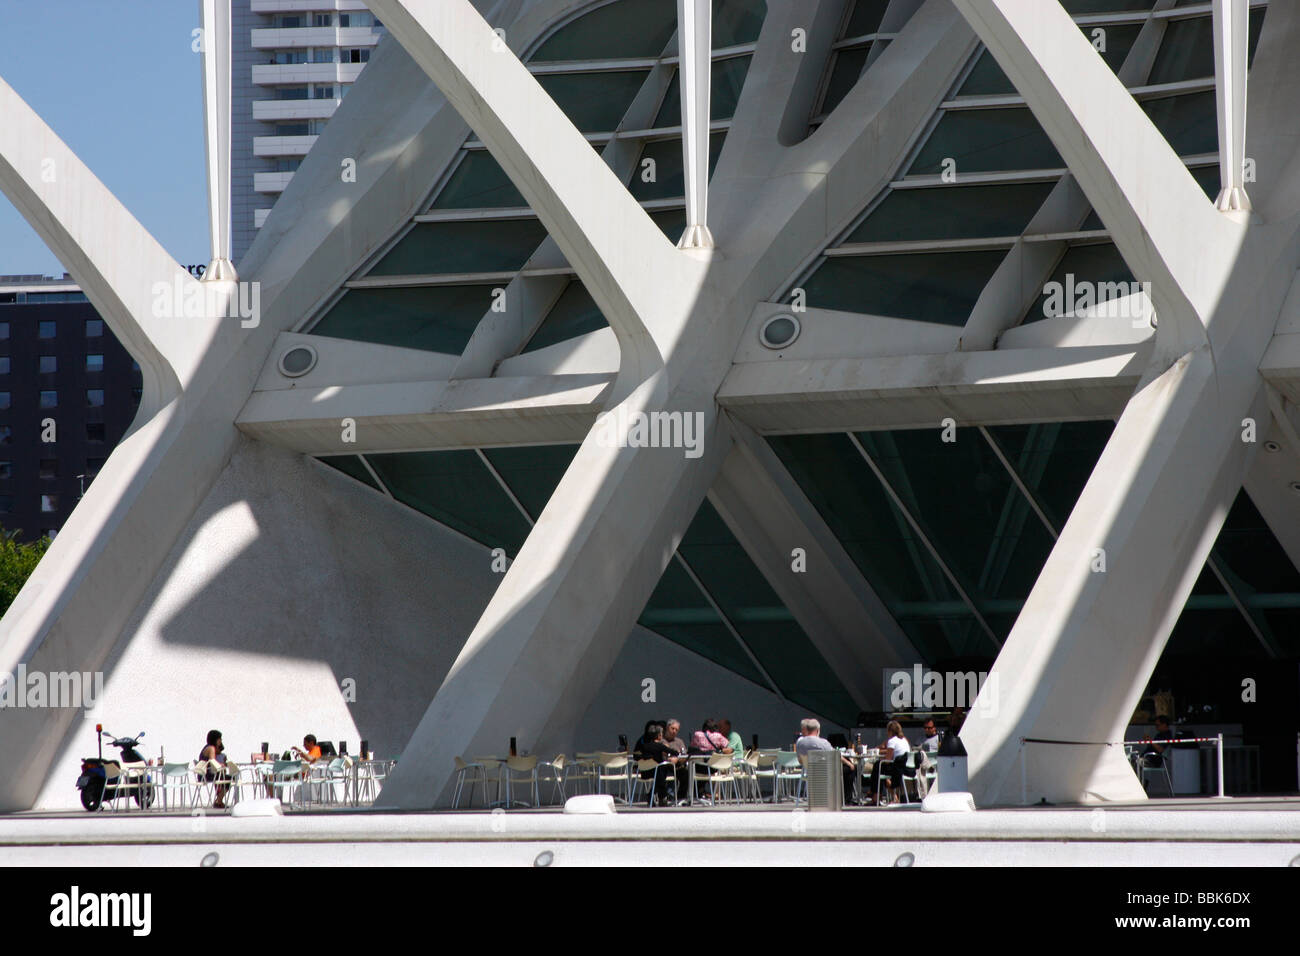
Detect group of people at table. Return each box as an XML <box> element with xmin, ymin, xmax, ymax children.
<box><xmin>632</xmin><ymin>713</ymin><xmax>964</xmax><ymax>807</ymax></box>
<box><xmin>196</xmin><ymin>729</ymin><xmax>337</xmax><ymax>809</ymax></box>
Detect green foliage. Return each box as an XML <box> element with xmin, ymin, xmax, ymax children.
<box><xmin>0</xmin><ymin>529</ymin><xmax>50</xmax><ymax>616</ymax></box>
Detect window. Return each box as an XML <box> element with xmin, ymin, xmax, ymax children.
<box><xmin>313</xmin><ymin>85</ymin><xmax>337</xmax><ymax>99</ymax></box>
<box><xmin>39</xmin><ymin>390</ymin><xmax>57</xmax><ymax>409</ymax></box>
<box><xmin>273</xmin><ymin>50</ymin><xmax>308</xmax><ymax>65</ymax></box>
<box><xmin>342</xmin><ymin>48</ymin><xmax>370</xmax><ymax>64</ymax></box>
<box><xmin>86</xmin><ymin>354</ymin><xmax>104</xmax><ymax>373</ymax></box>
<box><xmin>273</xmin><ymin>14</ymin><xmax>302</xmax><ymax>28</ymax></box>
<box><xmin>43</xmin><ymin>529</ymin><xmax>57</xmax><ymax>540</ymax></box>
<box><xmin>274</xmin><ymin>123</ymin><xmax>310</xmax><ymax>136</ymax></box>
<box><xmin>0</xmin><ymin>322</ymin><xmax>8</xmax><ymax>339</ymax></box>
<box><xmin>0</xmin><ymin>357</ymin><xmax>8</xmax><ymax>374</ymax></box>
<box><xmin>85</xmin><ymin>319</ymin><xmax>102</xmax><ymax>337</ymax></box>
<box><xmin>275</xmin><ymin>158</ymin><xmax>302</xmax><ymax>173</ymax></box>
<box><xmin>0</xmin><ymin>462</ymin><xmax>10</xmax><ymax>480</ymax></box>
<box><xmin>39</xmin><ymin>356</ymin><xmax>57</xmax><ymax>374</ymax></box>
<box><xmin>312</xmin><ymin>13</ymin><xmax>333</xmax><ymax>27</ymax></box>
<box><xmin>85</xmin><ymin>423</ymin><xmax>105</xmax><ymax>442</ymax></box>
<box><xmin>40</xmin><ymin>494</ymin><xmax>58</xmax><ymax>513</ymax></box>
<box><xmin>339</xmin><ymin>12</ymin><xmax>374</xmax><ymax>27</ymax></box>
<box><xmin>275</xmin><ymin>86</ymin><xmax>309</xmax><ymax>100</ymax></box>
<box><xmin>38</xmin><ymin>320</ymin><xmax>56</xmax><ymax>338</ymax></box>
<box><xmin>0</xmin><ymin>392</ymin><xmax>9</xmax><ymax>410</ymax></box>
<box><xmin>0</xmin><ymin>426</ymin><xmax>10</xmax><ymax>445</ymax></box>
<box><xmin>86</xmin><ymin>389</ymin><xmax>105</xmax><ymax>407</ymax></box>
<box><xmin>312</xmin><ymin>49</ymin><xmax>337</xmax><ymax>63</ymax></box>
<box><xmin>39</xmin><ymin>459</ymin><xmax>58</xmax><ymax>480</ymax></box>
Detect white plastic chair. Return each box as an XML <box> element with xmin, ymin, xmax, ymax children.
<box><xmin>155</xmin><ymin>762</ymin><xmax>194</xmax><ymax>811</ymax></box>
<box><xmin>503</xmin><ymin>754</ymin><xmax>540</xmax><ymax>808</ymax></box>
<box><xmin>452</xmin><ymin>756</ymin><xmax>487</xmax><ymax>808</ymax></box>
<box><xmin>595</xmin><ymin>752</ymin><xmax>632</xmax><ymax>803</ymax></box>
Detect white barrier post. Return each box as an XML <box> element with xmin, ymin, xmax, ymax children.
<box><xmin>1217</xmin><ymin>732</ymin><xmax>1225</xmax><ymax>798</ymax></box>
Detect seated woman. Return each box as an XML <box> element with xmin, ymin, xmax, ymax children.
<box><xmin>197</xmin><ymin>729</ymin><xmax>231</xmax><ymax>809</ymax></box>
<box><xmin>868</xmin><ymin>721</ymin><xmax>911</xmax><ymax>805</ymax></box>
<box><xmin>688</xmin><ymin>719</ymin><xmax>732</xmax><ymax>755</ymax></box>
<box><xmin>636</xmin><ymin>724</ymin><xmax>682</xmax><ymax>807</ymax></box>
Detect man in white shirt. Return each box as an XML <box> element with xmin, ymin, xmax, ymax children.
<box><xmin>920</xmin><ymin>719</ymin><xmax>941</xmax><ymax>753</ymax></box>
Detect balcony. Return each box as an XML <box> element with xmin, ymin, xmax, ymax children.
<box><xmin>251</xmin><ymin>0</ymin><xmax>370</xmax><ymax>11</ymax></box>
<box><xmin>250</xmin><ymin>27</ymin><xmax>380</xmax><ymax>50</ymax></box>
<box><xmin>253</xmin><ymin>134</ymin><xmax>318</xmax><ymax>158</ymax></box>
<box><xmin>251</xmin><ymin>62</ymin><xmax>366</xmax><ymax>86</ymax></box>
<box><xmin>254</xmin><ymin>172</ymin><xmax>295</xmax><ymax>195</ymax></box>
<box><xmin>252</xmin><ymin>99</ymin><xmax>339</xmax><ymax>122</ymax></box>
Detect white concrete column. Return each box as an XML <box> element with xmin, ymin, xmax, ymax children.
<box><xmin>200</xmin><ymin>0</ymin><xmax>237</xmax><ymax>280</ymax></box>
<box><xmin>1213</xmin><ymin>0</ymin><xmax>1252</xmax><ymax>217</ymax></box>
<box><xmin>676</xmin><ymin>0</ymin><xmax>715</xmax><ymax>250</ymax></box>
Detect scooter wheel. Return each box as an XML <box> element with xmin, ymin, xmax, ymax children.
<box><xmin>80</xmin><ymin>778</ymin><xmax>105</xmax><ymax>812</ymax></box>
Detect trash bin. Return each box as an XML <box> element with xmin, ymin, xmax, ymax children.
<box><xmin>934</xmin><ymin>754</ymin><xmax>968</xmax><ymax>793</ymax></box>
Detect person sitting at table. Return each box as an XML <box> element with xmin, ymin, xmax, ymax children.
<box><xmin>1142</xmin><ymin>715</ymin><xmax>1174</xmax><ymax>767</ymax></box>
<box><xmin>869</xmin><ymin>721</ymin><xmax>912</xmax><ymax>805</ymax></box>
<box><xmin>689</xmin><ymin>719</ymin><xmax>732</xmax><ymax>755</ymax></box>
<box><xmin>662</xmin><ymin>719</ymin><xmax>688</xmax><ymax>757</ymax></box>
<box><xmin>920</xmin><ymin>719</ymin><xmax>941</xmax><ymax>753</ymax></box>
<box><xmin>720</xmin><ymin>718</ymin><xmax>745</xmax><ymax>760</ymax></box>
<box><xmin>794</xmin><ymin>718</ymin><xmax>857</xmax><ymax>804</ymax></box>
<box><xmin>634</xmin><ymin>721</ymin><xmax>663</xmax><ymax>760</ymax></box>
<box><xmin>292</xmin><ymin>734</ymin><xmax>322</xmax><ymax>763</ymax></box>
<box><xmin>636</xmin><ymin>724</ymin><xmax>683</xmax><ymax>807</ymax></box>
<box><xmin>197</xmin><ymin>729</ymin><xmax>232</xmax><ymax>810</ymax></box>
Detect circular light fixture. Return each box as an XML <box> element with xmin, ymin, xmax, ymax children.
<box><xmin>1264</xmin><ymin>440</ymin><xmax>1281</xmax><ymax>453</ymax></box>
<box><xmin>534</xmin><ymin>850</ymin><xmax>555</xmax><ymax>867</ymax></box>
<box><xmin>200</xmin><ymin>851</ymin><xmax>220</xmax><ymax>867</ymax></box>
<box><xmin>279</xmin><ymin>344</ymin><xmax>318</xmax><ymax>378</ymax></box>
<box><xmin>759</xmin><ymin>313</ymin><xmax>801</xmax><ymax>350</ymax></box>
<box><xmin>893</xmin><ymin>851</ymin><xmax>915</xmax><ymax>868</ymax></box>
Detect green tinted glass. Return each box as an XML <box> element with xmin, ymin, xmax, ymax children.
<box><xmin>538</xmin><ymin>69</ymin><xmax>649</xmax><ymax>132</ymax></box>
<box><xmin>521</xmin><ymin>281</ymin><xmax>608</xmax><ymax>352</ymax></box>
<box><xmin>629</xmin><ymin>133</ymin><xmax>727</xmax><ymax>200</ymax></box>
<box><xmin>367</xmin><ymin>220</ymin><xmax>546</xmax><ymax>277</ymax></box>
<box><xmin>1141</xmin><ymin>92</ymin><xmax>1217</xmax><ymax>157</ymax></box>
<box><xmin>654</xmin><ymin>56</ymin><xmax>753</xmax><ymax>127</ymax></box>
<box><xmin>1026</xmin><ymin>242</ymin><xmax>1135</xmax><ymax>324</ymax></box>
<box><xmin>366</xmin><ymin>450</ymin><xmax>532</xmax><ymax>554</ymax></box>
<box><xmin>846</xmin><ymin>181</ymin><xmax>1054</xmax><ymax>243</ymax></box>
<box><xmin>909</xmin><ymin>108</ymin><xmax>1063</xmax><ymax>175</ymax></box>
<box><xmin>482</xmin><ymin>444</ymin><xmax>578</xmax><ymax>519</ymax></box>
<box><xmin>312</xmin><ymin>285</ymin><xmax>495</xmax><ymax>354</ymax></box>
<box><xmin>318</xmin><ymin>455</ymin><xmax>378</xmax><ymax>491</ymax></box>
<box><xmin>713</xmin><ymin>0</ymin><xmax>767</xmax><ymax>47</ymax></box>
<box><xmin>799</xmin><ymin>250</ymin><xmax>1005</xmax><ymax>325</ymax></box>
<box><xmin>531</xmin><ymin>0</ymin><xmax>677</xmax><ymax>60</ymax></box>
<box><xmin>431</xmin><ymin>151</ymin><xmax>526</xmax><ymax>209</ymax></box>
<box><xmin>819</xmin><ymin>46</ymin><xmax>870</xmax><ymax>116</ymax></box>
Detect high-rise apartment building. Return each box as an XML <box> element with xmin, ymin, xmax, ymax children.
<box><xmin>232</xmin><ymin>1</ymin><xmax>383</xmax><ymax>262</ymax></box>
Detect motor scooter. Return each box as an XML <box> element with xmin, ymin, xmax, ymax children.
<box><xmin>76</xmin><ymin>725</ymin><xmax>154</xmax><ymax>811</ymax></box>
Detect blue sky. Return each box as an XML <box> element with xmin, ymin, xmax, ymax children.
<box><xmin>0</xmin><ymin>1</ymin><xmax>208</xmax><ymax>276</ymax></box>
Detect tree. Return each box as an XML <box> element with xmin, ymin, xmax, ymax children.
<box><xmin>0</xmin><ymin>529</ymin><xmax>50</xmax><ymax>616</ymax></box>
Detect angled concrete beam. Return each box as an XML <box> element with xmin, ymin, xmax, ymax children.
<box><xmin>676</xmin><ymin>0</ymin><xmax>714</xmax><ymax>249</ymax></box>
<box><xmin>708</xmin><ymin>418</ymin><xmax>919</xmax><ymax>710</ymax></box>
<box><xmin>365</xmin><ymin>0</ymin><xmax>707</xmax><ymax>371</ymax></box>
<box><xmin>950</xmin><ymin>0</ymin><xmax>1245</xmax><ymax>357</ymax></box>
<box><xmin>0</xmin><ymin>78</ymin><xmax>215</xmax><ymax>404</ymax></box>
<box><xmin>1213</xmin><ymin>0</ymin><xmax>1252</xmax><ymax>216</ymax></box>
<box><xmin>719</xmin><ymin>344</ymin><xmax>1149</xmax><ymax>434</ymax></box>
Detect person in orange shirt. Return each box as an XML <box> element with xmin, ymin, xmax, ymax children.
<box><xmin>291</xmin><ymin>734</ymin><xmax>322</xmax><ymax>763</ymax></box>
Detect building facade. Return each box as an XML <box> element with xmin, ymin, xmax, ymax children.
<box><xmin>232</xmin><ymin>1</ymin><xmax>384</xmax><ymax>261</ymax></box>
<box><xmin>0</xmin><ymin>277</ymin><xmax>141</xmax><ymax>543</ymax></box>
<box><xmin>1</xmin><ymin>0</ymin><xmax>1298</xmax><ymax>810</ymax></box>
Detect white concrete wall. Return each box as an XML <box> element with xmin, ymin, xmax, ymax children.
<box><xmin>32</xmin><ymin>437</ymin><xmax>814</xmax><ymax>808</ymax></box>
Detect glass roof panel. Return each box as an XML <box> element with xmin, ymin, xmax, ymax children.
<box><xmin>521</xmin><ymin>280</ymin><xmax>607</xmax><ymax>353</ymax></box>
<box><xmin>430</xmin><ymin>151</ymin><xmax>526</xmax><ymax>210</ymax></box>
<box><xmin>629</xmin><ymin>132</ymin><xmax>726</xmax><ymax>201</ymax></box>
<box><xmin>312</xmin><ymin>285</ymin><xmax>495</xmax><ymax>354</ymax></box>
<box><xmin>537</xmin><ymin>69</ymin><xmax>650</xmax><ymax>132</ymax></box>
<box><xmin>366</xmin><ymin>220</ymin><xmax>547</xmax><ymax>277</ymax></box>
<box><xmin>1148</xmin><ymin>7</ymin><xmax>1267</xmax><ymax>85</ymax></box>
<box><xmin>819</xmin><ymin>46</ymin><xmax>871</xmax><ymax>116</ymax></box>
<box><xmin>531</xmin><ymin>0</ymin><xmax>677</xmax><ymax>61</ymax></box>
<box><xmin>798</xmin><ymin>250</ymin><xmax>1006</xmax><ymax>325</ymax></box>
<box><xmin>1141</xmin><ymin>91</ymin><xmax>1217</xmax><ymax>157</ymax></box>
<box><xmin>318</xmin><ymin>455</ymin><xmax>378</xmax><ymax>491</ymax></box>
<box><xmin>845</xmin><ymin>181</ymin><xmax>1055</xmax><ymax>243</ymax></box>
<box><xmin>713</xmin><ymin>0</ymin><xmax>767</xmax><ymax>47</ymax></box>
<box><xmin>366</xmin><ymin>450</ymin><xmax>533</xmax><ymax>554</ymax></box>
<box><xmin>481</xmin><ymin>444</ymin><xmax>578</xmax><ymax>520</ymax></box>
<box><xmin>1025</xmin><ymin>241</ymin><xmax>1136</xmax><ymax>324</ymax></box>
<box><xmin>654</xmin><ymin>55</ymin><xmax>753</xmax><ymax>127</ymax></box>
<box><xmin>909</xmin><ymin>108</ymin><xmax>1063</xmax><ymax>175</ymax></box>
